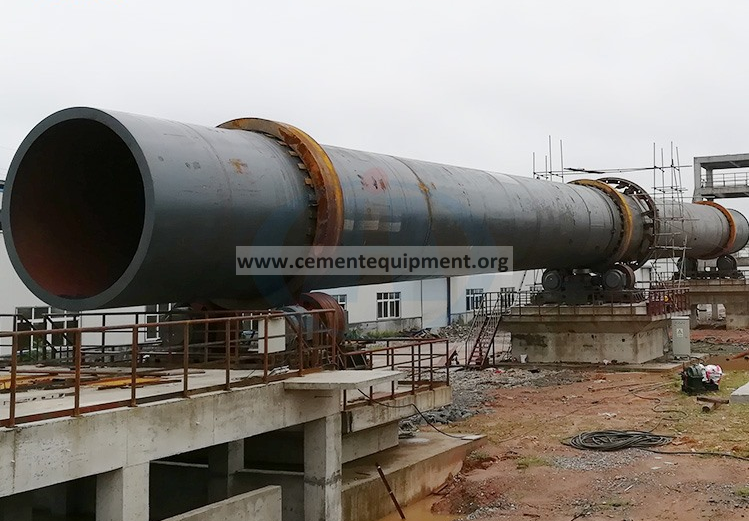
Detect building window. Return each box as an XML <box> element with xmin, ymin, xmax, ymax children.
<box><xmin>15</xmin><ymin>306</ymin><xmax>78</xmax><ymax>349</ymax></box>
<box><xmin>376</xmin><ymin>292</ymin><xmax>401</xmax><ymax>319</ymax></box>
<box><xmin>466</xmin><ymin>288</ymin><xmax>484</xmax><ymax>311</ymax></box>
<box><xmin>500</xmin><ymin>287</ymin><xmax>515</xmax><ymax>308</ymax></box>
<box><xmin>145</xmin><ymin>303</ymin><xmax>172</xmax><ymax>340</ymax></box>
<box><xmin>331</xmin><ymin>294</ymin><xmax>347</xmax><ymax>310</ymax></box>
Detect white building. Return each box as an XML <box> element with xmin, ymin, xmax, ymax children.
<box><xmin>320</xmin><ymin>272</ymin><xmax>526</xmax><ymax>334</ymax></box>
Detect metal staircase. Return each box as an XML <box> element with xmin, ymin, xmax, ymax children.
<box><xmin>465</xmin><ymin>291</ymin><xmax>514</xmax><ymax>368</ymax></box>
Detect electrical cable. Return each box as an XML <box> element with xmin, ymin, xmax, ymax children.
<box><xmin>355</xmin><ymin>388</ymin><xmax>467</xmax><ymax>440</ymax></box>
<box><xmin>562</xmin><ymin>430</ymin><xmax>749</xmax><ymax>461</ymax></box>
<box><xmin>562</xmin><ymin>430</ymin><xmax>673</xmax><ymax>451</ymax></box>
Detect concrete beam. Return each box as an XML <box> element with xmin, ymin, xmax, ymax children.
<box><xmin>342</xmin><ymin>386</ymin><xmax>452</xmax><ymax>434</ymax></box>
<box><xmin>96</xmin><ymin>463</ymin><xmax>149</xmax><ymax>521</ymax></box>
<box><xmin>0</xmin><ymin>381</ymin><xmax>339</xmax><ymax>497</ymax></box>
<box><xmin>283</xmin><ymin>370</ymin><xmax>401</xmax><ymax>391</ymax></box>
<box><xmin>342</xmin><ymin>422</ymin><xmax>399</xmax><ymax>464</ymax></box>
<box><xmin>304</xmin><ymin>415</ymin><xmax>342</xmax><ymax>521</ymax></box>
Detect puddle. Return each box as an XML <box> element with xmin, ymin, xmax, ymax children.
<box><xmin>377</xmin><ymin>495</ymin><xmax>457</xmax><ymax>521</ymax></box>
<box><xmin>705</xmin><ymin>354</ymin><xmax>749</xmax><ymax>371</ymax></box>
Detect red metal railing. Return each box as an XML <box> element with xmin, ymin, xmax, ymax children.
<box><xmin>339</xmin><ymin>338</ymin><xmax>451</xmax><ymax>410</ymax></box>
<box><xmin>0</xmin><ymin>308</ymin><xmax>339</xmax><ymax>428</ymax></box>
<box><xmin>511</xmin><ymin>286</ymin><xmax>689</xmax><ymax>317</ymax></box>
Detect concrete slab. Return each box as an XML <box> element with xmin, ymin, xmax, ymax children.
<box><xmin>0</xmin><ymin>368</ymin><xmax>263</xmax><ymax>422</ymax></box>
<box><xmin>283</xmin><ymin>370</ymin><xmax>402</xmax><ymax>391</ymax></box>
<box><xmin>729</xmin><ymin>381</ymin><xmax>749</xmax><ymax>404</ymax></box>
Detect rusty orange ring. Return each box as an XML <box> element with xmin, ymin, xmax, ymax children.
<box><xmin>695</xmin><ymin>200</ymin><xmax>737</xmax><ymax>258</ymax></box>
<box><xmin>570</xmin><ymin>179</ymin><xmax>634</xmax><ymax>266</ymax></box>
<box><xmin>218</xmin><ymin>118</ymin><xmax>344</xmax><ymax>247</ymax></box>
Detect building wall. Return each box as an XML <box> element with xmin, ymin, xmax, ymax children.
<box><xmin>0</xmin><ymin>230</ymin><xmax>155</xmax><ymax>354</ymax></box>
<box><xmin>322</xmin><ymin>271</ymin><xmax>525</xmax><ymax>332</ymax></box>
<box><xmin>0</xmin><ymin>239</ymin><xmax>47</xmax><ymax>354</ymax></box>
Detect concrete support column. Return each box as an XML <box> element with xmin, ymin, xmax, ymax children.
<box><xmin>690</xmin><ymin>304</ymin><xmax>699</xmax><ymax>329</ymax></box>
<box><xmin>208</xmin><ymin>440</ymin><xmax>245</xmax><ymax>501</ymax></box>
<box><xmin>0</xmin><ymin>492</ymin><xmax>33</xmax><ymax>521</ymax></box>
<box><xmin>96</xmin><ymin>463</ymin><xmax>149</xmax><ymax>521</ymax></box>
<box><xmin>304</xmin><ymin>414</ymin><xmax>342</xmax><ymax>521</ymax></box>
<box><xmin>711</xmin><ymin>303</ymin><xmax>720</xmax><ymax>321</ymax></box>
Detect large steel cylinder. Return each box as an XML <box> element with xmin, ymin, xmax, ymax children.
<box><xmin>2</xmin><ymin>108</ymin><xmax>748</xmax><ymax>311</ymax></box>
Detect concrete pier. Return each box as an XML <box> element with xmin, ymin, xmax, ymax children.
<box><xmin>501</xmin><ymin>303</ymin><xmax>670</xmax><ymax>363</ymax></box>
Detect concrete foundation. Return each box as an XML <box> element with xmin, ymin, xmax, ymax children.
<box><xmin>342</xmin><ymin>433</ymin><xmax>484</xmax><ymax>521</ymax></box>
<box><xmin>163</xmin><ymin>486</ymin><xmax>282</xmax><ymax>521</ymax></box>
<box><xmin>502</xmin><ymin>304</ymin><xmax>670</xmax><ymax>363</ymax></box>
<box><xmin>688</xmin><ymin>279</ymin><xmax>749</xmax><ymax>329</ymax></box>
<box><xmin>0</xmin><ymin>370</ymin><xmax>454</xmax><ymax>521</ymax></box>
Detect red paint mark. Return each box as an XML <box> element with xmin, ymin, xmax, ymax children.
<box><xmin>359</xmin><ymin>168</ymin><xmax>389</xmax><ymax>193</ymax></box>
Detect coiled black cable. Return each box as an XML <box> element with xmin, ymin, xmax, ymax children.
<box><xmin>563</xmin><ymin>430</ymin><xmax>674</xmax><ymax>451</ymax></box>
<box><xmin>563</xmin><ymin>429</ymin><xmax>749</xmax><ymax>461</ymax></box>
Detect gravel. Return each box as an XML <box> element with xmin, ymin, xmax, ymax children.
<box><xmin>404</xmin><ymin>366</ymin><xmax>586</xmax><ymax>428</ymax></box>
<box><xmin>552</xmin><ymin>448</ymin><xmax>648</xmax><ymax>471</ymax></box>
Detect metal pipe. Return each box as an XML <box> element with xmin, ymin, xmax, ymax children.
<box><xmin>3</xmin><ymin>108</ymin><xmax>748</xmax><ymax>311</ymax></box>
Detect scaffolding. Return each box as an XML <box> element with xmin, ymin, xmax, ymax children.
<box><xmin>650</xmin><ymin>142</ymin><xmax>691</xmax><ymax>287</ymax></box>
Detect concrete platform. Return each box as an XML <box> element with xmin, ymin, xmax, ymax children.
<box><xmin>501</xmin><ymin>303</ymin><xmax>671</xmax><ymax>364</ymax></box>
<box><xmin>342</xmin><ymin>432</ymin><xmax>484</xmax><ymax>521</ymax></box>
<box><xmin>687</xmin><ymin>279</ymin><xmax>749</xmax><ymax>329</ymax></box>
<box><xmin>283</xmin><ymin>370</ymin><xmax>402</xmax><ymax>391</ymax></box>
<box><xmin>729</xmin><ymin>381</ymin><xmax>749</xmax><ymax>404</ymax></box>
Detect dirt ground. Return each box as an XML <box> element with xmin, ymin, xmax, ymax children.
<box><xmin>429</xmin><ymin>329</ymin><xmax>749</xmax><ymax>521</ymax></box>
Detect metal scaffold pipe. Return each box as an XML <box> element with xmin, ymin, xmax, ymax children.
<box><xmin>2</xmin><ymin>108</ymin><xmax>748</xmax><ymax>311</ymax></box>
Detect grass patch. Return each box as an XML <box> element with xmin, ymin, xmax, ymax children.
<box><xmin>735</xmin><ymin>487</ymin><xmax>749</xmax><ymax>498</ymax></box>
<box><xmin>516</xmin><ymin>455</ymin><xmax>549</xmax><ymax>470</ymax></box>
<box><xmin>716</xmin><ymin>370</ymin><xmax>749</xmax><ymax>398</ymax></box>
<box><xmin>467</xmin><ymin>449</ymin><xmax>491</xmax><ymax>461</ymax></box>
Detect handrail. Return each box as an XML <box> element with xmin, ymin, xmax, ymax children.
<box><xmin>0</xmin><ymin>307</ymin><xmax>341</xmax><ymax>428</ymax></box>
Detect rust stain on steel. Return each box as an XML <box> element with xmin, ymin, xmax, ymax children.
<box><xmin>229</xmin><ymin>159</ymin><xmax>249</xmax><ymax>174</ymax></box>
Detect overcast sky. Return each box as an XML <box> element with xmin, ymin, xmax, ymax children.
<box><xmin>2</xmin><ymin>1</ymin><xmax>749</xmax><ymax>202</ymax></box>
